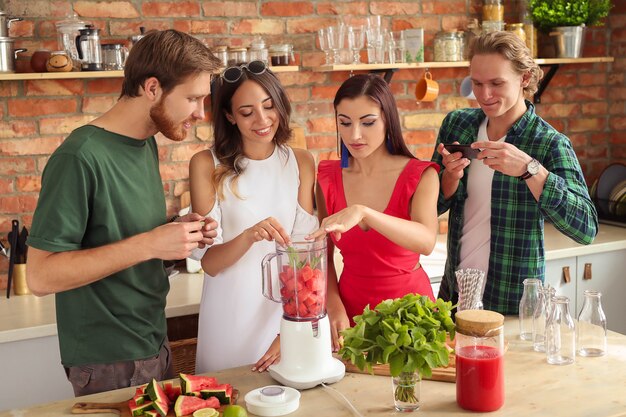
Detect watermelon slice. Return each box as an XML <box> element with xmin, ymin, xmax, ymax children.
<box><xmin>145</xmin><ymin>379</ymin><xmax>169</xmax><ymax>417</ymax></box>
<box><xmin>174</xmin><ymin>395</ymin><xmax>220</xmax><ymax>417</ymax></box>
<box><xmin>199</xmin><ymin>383</ymin><xmax>233</xmax><ymax>404</ymax></box>
<box><xmin>180</xmin><ymin>373</ymin><xmax>218</xmax><ymax>394</ymax></box>
<box><xmin>163</xmin><ymin>381</ymin><xmax>182</xmax><ymax>404</ymax></box>
<box><xmin>129</xmin><ymin>400</ymin><xmax>154</xmax><ymax>417</ymax></box>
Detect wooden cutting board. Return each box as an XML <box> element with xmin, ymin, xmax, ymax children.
<box><xmin>340</xmin><ymin>357</ymin><xmax>456</xmax><ymax>383</ymax></box>
<box><xmin>72</xmin><ymin>390</ymin><xmax>239</xmax><ymax>416</ymax></box>
<box><xmin>72</xmin><ymin>401</ymin><xmax>132</xmax><ymax>417</ymax></box>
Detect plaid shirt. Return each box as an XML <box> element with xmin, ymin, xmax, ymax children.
<box><xmin>432</xmin><ymin>101</ymin><xmax>598</xmax><ymax>314</ymax></box>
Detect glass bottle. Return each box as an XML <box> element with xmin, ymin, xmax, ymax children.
<box><xmin>455</xmin><ymin>310</ymin><xmax>505</xmax><ymax>412</ymax></box>
<box><xmin>546</xmin><ymin>296</ymin><xmax>576</xmax><ymax>365</ymax></box>
<box><xmin>577</xmin><ymin>290</ymin><xmax>607</xmax><ymax>357</ymax></box>
<box><xmin>532</xmin><ymin>285</ymin><xmax>555</xmax><ymax>352</ymax></box>
<box><xmin>519</xmin><ymin>278</ymin><xmax>541</xmax><ymax>341</ymax></box>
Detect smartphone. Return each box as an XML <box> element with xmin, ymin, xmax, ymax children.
<box><xmin>443</xmin><ymin>143</ymin><xmax>480</xmax><ymax>159</ymax></box>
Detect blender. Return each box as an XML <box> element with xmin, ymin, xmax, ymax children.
<box><xmin>55</xmin><ymin>14</ymin><xmax>87</xmax><ymax>63</ymax></box>
<box><xmin>262</xmin><ymin>237</ymin><xmax>345</xmax><ymax>389</ymax></box>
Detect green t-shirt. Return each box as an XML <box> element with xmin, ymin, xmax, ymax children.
<box><xmin>27</xmin><ymin>125</ymin><xmax>169</xmax><ymax>367</ymax></box>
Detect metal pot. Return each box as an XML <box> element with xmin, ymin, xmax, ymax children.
<box><xmin>0</xmin><ymin>11</ymin><xmax>23</xmax><ymax>37</ymax></box>
<box><xmin>0</xmin><ymin>37</ymin><xmax>27</xmax><ymax>73</ymax></box>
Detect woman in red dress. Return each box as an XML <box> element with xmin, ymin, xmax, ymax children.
<box><xmin>308</xmin><ymin>74</ymin><xmax>441</xmax><ymax>351</ymax></box>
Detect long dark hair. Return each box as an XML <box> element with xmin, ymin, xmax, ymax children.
<box><xmin>211</xmin><ymin>64</ymin><xmax>292</xmax><ymax>199</ymax></box>
<box><xmin>333</xmin><ymin>74</ymin><xmax>414</xmax><ymax>160</ymax></box>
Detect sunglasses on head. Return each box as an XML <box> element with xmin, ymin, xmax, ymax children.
<box><xmin>220</xmin><ymin>60</ymin><xmax>268</xmax><ymax>83</ymax></box>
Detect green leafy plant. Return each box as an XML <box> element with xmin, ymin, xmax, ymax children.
<box><xmin>530</xmin><ymin>0</ymin><xmax>612</xmax><ymax>29</ymax></box>
<box><xmin>286</xmin><ymin>245</ymin><xmax>321</xmax><ymax>269</ymax></box>
<box><xmin>339</xmin><ymin>294</ymin><xmax>455</xmax><ymax>405</ymax></box>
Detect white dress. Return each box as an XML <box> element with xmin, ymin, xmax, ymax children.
<box><xmin>194</xmin><ymin>145</ymin><xmax>318</xmax><ymax>373</ymax></box>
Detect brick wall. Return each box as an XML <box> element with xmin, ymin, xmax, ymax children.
<box><xmin>1</xmin><ymin>0</ymin><xmax>625</xmax><ymax>287</ymax></box>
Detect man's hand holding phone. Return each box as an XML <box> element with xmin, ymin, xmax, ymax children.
<box><xmin>443</xmin><ymin>143</ymin><xmax>480</xmax><ymax>159</ymax></box>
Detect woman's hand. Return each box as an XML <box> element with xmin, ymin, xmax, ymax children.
<box><xmin>307</xmin><ymin>205</ymin><xmax>367</xmax><ymax>242</ymax></box>
<box><xmin>327</xmin><ymin>296</ymin><xmax>350</xmax><ymax>352</ymax></box>
<box><xmin>244</xmin><ymin>217</ymin><xmax>291</xmax><ymax>247</ymax></box>
<box><xmin>252</xmin><ymin>335</ymin><xmax>280</xmax><ymax>372</ymax></box>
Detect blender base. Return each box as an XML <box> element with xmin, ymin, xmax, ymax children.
<box><xmin>269</xmin><ymin>359</ymin><xmax>345</xmax><ymax>390</ymax></box>
<box><xmin>268</xmin><ymin>316</ymin><xmax>345</xmax><ymax>390</ymax></box>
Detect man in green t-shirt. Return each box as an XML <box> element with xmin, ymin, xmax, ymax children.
<box><xmin>26</xmin><ymin>30</ymin><xmax>222</xmax><ymax>396</ymax></box>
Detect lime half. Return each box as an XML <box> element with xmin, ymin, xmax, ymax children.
<box><xmin>193</xmin><ymin>408</ymin><xmax>219</xmax><ymax>417</ymax></box>
<box><xmin>222</xmin><ymin>404</ymin><xmax>248</xmax><ymax>417</ymax></box>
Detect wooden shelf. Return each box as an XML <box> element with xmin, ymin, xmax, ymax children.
<box><xmin>311</xmin><ymin>57</ymin><xmax>613</xmax><ymax>72</ymax></box>
<box><xmin>0</xmin><ymin>65</ymin><xmax>300</xmax><ymax>81</ymax></box>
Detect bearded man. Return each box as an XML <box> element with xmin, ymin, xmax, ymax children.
<box><xmin>26</xmin><ymin>30</ymin><xmax>221</xmax><ymax>396</ymax></box>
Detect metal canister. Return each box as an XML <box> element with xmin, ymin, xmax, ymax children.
<box><xmin>0</xmin><ymin>36</ymin><xmax>27</xmax><ymax>73</ymax></box>
<box><xmin>0</xmin><ymin>11</ymin><xmax>22</xmax><ymax>37</ymax></box>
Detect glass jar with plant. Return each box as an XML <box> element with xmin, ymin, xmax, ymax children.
<box><xmin>339</xmin><ymin>294</ymin><xmax>455</xmax><ymax>412</ymax></box>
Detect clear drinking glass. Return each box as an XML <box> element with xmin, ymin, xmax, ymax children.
<box><xmin>533</xmin><ymin>285</ymin><xmax>555</xmax><ymax>352</ymax></box>
<box><xmin>519</xmin><ymin>278</ymin><xmax>542</xmax><ymax>341</ymax></box>
<box><xmin>326</xmin><ymin>25</ymin><xmax>345</xmax><ymax>66</ymax></box>
<box><xmin>387</xmin><ymin>31</ymin><xmax>406</xmax><ymax>64</ymax></box>
<box><xmin>577</xmin><ymin>290</ymin><xmax>607</xmax><ymax>357</ymax></box>
<box><xmin>347</xmin><ymin>26</ymin><xmax>364</xmax><ymax>64</ymax></box>
<box><xmin>317</xmin><ymin>27</ymin><xmax>332</xmax><ymax>65</ymax></box>
<box><xmin>546</xmin><ymin>296</ymin><xmax>576</xmax><ymax>365</ymax></box>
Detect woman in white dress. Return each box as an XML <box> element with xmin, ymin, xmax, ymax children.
<box><xmin>189</xmin><ymin>61</ymin><xmax>318</xmax><ymax>373</ymax></box>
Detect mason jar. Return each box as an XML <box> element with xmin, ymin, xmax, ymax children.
<box><xmin>212</xmin><ymin>45</ymin><xmax>228</xmax><ymax>67</ymax></box>
<box><xmin>506</xmin><ymin>23</ymin><xmax>526</xmax><ymax>43</ymax></box>
<box><xmin>248</xmin><ymin>35</ymin><xmax>268</xmax><ymax>63</ymax></box>
<box><xmin>227</xmin><ymin>47</ymin><xmax>247</xmax><ymax>66</ymax></box>
<box><xmin>434</xmin><ymin>30</ymin><xmax>463</xmax><ymax>62</ymax></box>
<box><xmin>483</xmin><ymin>0</ymin><xmax>504</xmax><ymax>22</ymax></box>
<box><xmin>269</xmin><ymin>44</ymin><xmax>293</xmax><ymax>66</ymax></box>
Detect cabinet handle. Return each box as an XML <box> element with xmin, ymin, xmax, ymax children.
<box><xmin>583</xmin><ymin>263</ymin><xmax>592</xmax><ymax>280</ymax></box>
<box><xmin>562</xmin><ymin>266</ymin><xmax>571</xmax><ymax>283</ymax></box>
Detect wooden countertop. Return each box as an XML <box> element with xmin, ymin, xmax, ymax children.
<box><xmin>2</xmin><ymin>224</ymin><xmax>625</xmax><ymax>345</ymax></box>
<box><xmin>2</xmin><ymin>317</ymin><xmax>625</xmax><ymax>417</ymax></box>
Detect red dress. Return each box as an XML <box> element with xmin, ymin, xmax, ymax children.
<box><xmin>317</xmin><ymin>159</ymin><xmax>438</xmax><ymax>324</ymax></box>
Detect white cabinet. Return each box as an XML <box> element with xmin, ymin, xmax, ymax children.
<box><xmin>545</xmin><ymin>249</ymin><xmax>626</xmax><ymax>334</ymax></box>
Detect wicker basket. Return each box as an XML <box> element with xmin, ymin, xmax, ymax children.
<box><xmin>170</xmin><ymin>337</ymin><xmax>197</xmax><ymax>375</ymax></box>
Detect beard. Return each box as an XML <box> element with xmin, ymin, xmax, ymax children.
<box><xmin>149</xmin><ymin>98</ymin><xmax>189</xmax><ymax>142</ymax></box>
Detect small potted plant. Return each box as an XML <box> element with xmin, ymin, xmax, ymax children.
<box><xmin>339</xmin><ymin>294</ymin><xmax>455</xmax><ymax>412</ymax></box>
<box><xmin>529</xmin><ymin>0</ymin><xmax>613</xmax><ymax>57</ymax></box>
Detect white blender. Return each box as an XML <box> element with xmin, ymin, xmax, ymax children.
<box><xmin>262</xmin><ymin>237</ymin><xmax>345</xmax><ymax>390</ymax></box>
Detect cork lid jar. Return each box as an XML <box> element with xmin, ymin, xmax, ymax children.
<box><xmin>455</xmin><ymin>309</ymin><xmax>504</xmax><ymax>337</ymax></box>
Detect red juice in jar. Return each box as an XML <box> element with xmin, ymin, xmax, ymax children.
<box><xmin>454</xmin><ymin>309</ymin><xmax>505</xmax><ymax>412</ymax></box>
<box><xmin>456</xmin><ymin>345</ymin><xmax>504</xmax><ymax>411</ymax></box>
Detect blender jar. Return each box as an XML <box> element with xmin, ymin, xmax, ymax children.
<box><xmin>262</xmin><ymin>237</ymin><xmax>327</xmax><ymax>321</ymax></box>
<box><xmin>55</xmin><ymin>14</ymin><xmax>87</xmax><ymax>62</ymax></box>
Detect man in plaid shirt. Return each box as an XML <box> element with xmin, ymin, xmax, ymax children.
<box><xmin>431</xmin><ymin>32</ymin><xmax>597</xmax><ymax>315</ymax></box>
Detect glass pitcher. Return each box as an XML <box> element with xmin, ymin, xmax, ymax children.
<box><xmin>262</xmin><ymin>237</ymin><xmax>327</xmax><ymax>321</ymax></box>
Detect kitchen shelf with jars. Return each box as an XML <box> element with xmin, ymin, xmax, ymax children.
<box><xmin>0</xmin><ymin>65</ymin><xmax>299</xmax><ymax>82</ymax></box>
<box><xmin>312</xmin><ymin>56</ymin><xmax>614</xmax><ymax>103</ymax></box>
